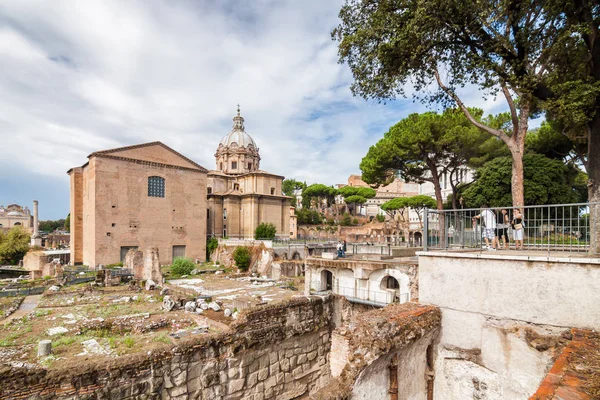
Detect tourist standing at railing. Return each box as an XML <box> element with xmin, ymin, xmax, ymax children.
<box><xmin>342</xmin><ymin>240</ymin><xmax>347</xmax><ymax>257</ymax></box>
<box><xmin>512</xmin><ymin>209</ymin><xmax>525</xmax><ymax>250</ymax></box>
<box><xmin>473</xmin><ymin>204</ymin><xmax>498</xmax><ymax>251</ymax></box>
<box><xmin>496</xmin><ymin>209</ymin><xmax>510</xmax><ymax>250</ymax></box>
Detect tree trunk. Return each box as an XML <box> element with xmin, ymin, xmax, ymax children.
<box><xmin>509</xmin><ymin>146</ymin><xmax>525</xmax><ymax>208</ymax></box>
<box><xmin>588</xmin><ymin>113</ymin><xmax>600</xmax><ymax>254</ymax></box>
<box><xmin>429</xmin><ymin>165</ymin><xmax>446</xmax><ymax>248</ymax></box>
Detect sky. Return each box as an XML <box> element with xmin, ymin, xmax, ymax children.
<box><xmin>0</xmin><ymin>0</ymin><xmax>514</xmax><ymax>220</ymax></box>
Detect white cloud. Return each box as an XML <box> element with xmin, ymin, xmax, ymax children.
<box><xmin>0</xmin><ymin>0</ymin><xmax>511</xmax><ymax>218</ymax></box>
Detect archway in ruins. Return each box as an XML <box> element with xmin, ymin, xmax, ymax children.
<box><xmin>321</xmin><ymin>269</ymin><xmax>333</xmax><ymax>291</ymax></box>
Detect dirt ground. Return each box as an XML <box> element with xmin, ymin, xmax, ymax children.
<box><xmin>0</xmin><ymin>274</ymin><xmax>305</xmax><ymax>370</ymax></box>
<box><xmin>0</xmin><ymin>285</ymin><xmax>218</xmax><ymax>370</ymax></box>
<box><xmin>169</xmin><ymin>274</ymin><xmax>305</xmax><ymax>312</ymax></box>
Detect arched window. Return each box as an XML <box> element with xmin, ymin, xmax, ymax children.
<box><xmin>14</xmin><ymin>222</ymin><xmax>22</xmax><ymax>226</ymax></box>
<box><xmin>148</xmin><ymin>176</ymin><xmax>165</xmax><ymax>197</ymax></box>
<box><xmin>382</xmin><ymin>276</ymin><xmax>400</xmax><ymax>290</ymax></box>
<box><xmin>207</xmin><ymin>187</ymin><xmax>212</xmax><ymax>194</ymax></box>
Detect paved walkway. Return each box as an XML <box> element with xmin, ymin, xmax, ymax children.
<box><xmin>2</xmin><ymin>295</ymin><xmax>41</xmax><ymax>324</ymax></box>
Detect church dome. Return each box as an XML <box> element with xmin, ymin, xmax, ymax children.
<box><xmin>219</xmin><ymin>106</ymin><xmax>257</xmax><ymax>149</ymax></box>
<box><xmin>219</xmin><ymin>130</ymin><xmax>256</xmax><ymax>148</ymax></box>
<box><xmin>215</xmin><ymin>106</ymin><xmax>261</xmax><ymax>174</ymax></box>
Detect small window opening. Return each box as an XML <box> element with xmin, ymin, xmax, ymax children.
<box><xmin>231</xmin><ymin>161</ymin><xmax>237</xmax><ymax>170</ymax></box>
<box><xmin>207</xmin><ymin>187</ymin><xmax>212</xmax><ymax>194</ymax></box>
<box><xmin>148</xmin><ymin>176</ymin><xmax>165</xmax><ymax>198</ymax></box>
<box><xmin>234</xmin><ymin>183</ymin><xmax>240</xmax><ymax>191</ymax></box>
<box><xmin>248</xmin><ymin>162</ymin><xmax>252</xmax><ymax>170</ymax></box>
<box><xmin>111</xmin><ymin>223</ymin><xmax>116</xmax><ymax>227</ymax></box>
<box><xmin>223</xmin><ymin>208</ymin><xmax>227</xmax><ymax>220</ymax></box>
<box><xmin>270</xmin><ymin>187</ymin><xmax>275</xmax><ymax>195</ymax></box>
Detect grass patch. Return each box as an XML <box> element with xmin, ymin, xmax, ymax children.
<box><xmin>40</xmin><ymin>355</ymin><xmax>56</xmax><ymax>368</ymax></box>
<box><xmin>53</xmin><ymin>336</ymin><xmax>76</xmax><ymax>347</ymax></box>
<box><xmin>34</xmin><ymin>309</ymin><xmax>51</xmax><ymax>317</ymax></box>
<box><xmin>152</xmin><ymin>332</ymin><xmax>171</xmax><ymax>345</ymax></box>
<box><xmin>122</xmin><ymin>336</ymin><xmax>135</xmax><ymax>348</ymax></box>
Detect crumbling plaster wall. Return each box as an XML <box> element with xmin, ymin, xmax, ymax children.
<box><xmin>352</xmin><ymin>331</ymin><xmax>436</xmax><ymax>400</ymax></box>
<box><xmin>1</xmin><ymin>296</ymin><xmax>335</xmax><ymax>400</ymax></box>
<box><xmin>418</xmin><ymin>253</ymin><xmax>597</xmax><ymax>399</ymax></box>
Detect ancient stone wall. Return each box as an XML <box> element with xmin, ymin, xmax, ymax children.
<box><xmin>1</xmin><ymin>296</ymin><xmax>335</xmax><ymax>400</ymax></box>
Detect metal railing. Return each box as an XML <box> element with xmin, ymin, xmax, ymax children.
<box><xmin>423</xmin><ymin>202</ymin><xmax>595</xmax><ymax>254</ymax></box>
<box><xmin>329</xmin><ymin>285</ymin><xmax>410</xmax><ymax>307</ymax></box>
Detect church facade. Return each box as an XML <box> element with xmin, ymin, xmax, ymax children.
<box><xmin>207</xmin><ymin>108</ymin><xmax>292</xmax><ymax>239</ymax></box>
<box><xmin>68</xmin><ymin>142</ymin><xmax>208</xmax><ymax>267</ymax></box>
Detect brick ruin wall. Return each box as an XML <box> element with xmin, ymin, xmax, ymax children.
<box><xmin>1</xmin><ymin>296</ymin><xmax>335</xmax><ymax>400</ymax></box>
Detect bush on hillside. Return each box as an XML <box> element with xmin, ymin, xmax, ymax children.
<box><xmin>233</xmin><ymin>247</ymin><xmax>251</xmax><ymax>271</ymax></box>
<box><xmin>206</xmin><ymin>237</ymin><xmax>218</xmax><ymax>260</ymax></box>
<box><xmin>171</xmin><ymin>257</ymin><xmax>195</xmax><ymax>276</ymax></box>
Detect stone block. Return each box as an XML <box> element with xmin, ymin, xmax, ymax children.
<box><xmin>290</xmin><ymin>355</ymin><xmax>297</xmax><ymax>369</ymax></box>
<box><xmin>219</xmin><ymin>371</ymin><xmax>228</xmax><ymax>384</ymax></box>
<box><xmin>265</xmin><ymin>387</ymin><xmax>274</xmax><ymax>399</ymax></box>
<box><xmin>269</xmin><ymin>362</ymin><xmax>279</xmax><ymax>375</ymax></box>
<box><xmin>259</xmin><ymin>355</ymin><xmax>270</xmax><ymax>370</ymax></box>
<box><xmin>264</xmin><ymin>375</ymin><xmax>277</xmax><ymax>390</ymax></box>
<box><xmin>280</xmin><ymin>358</ymin><xmax>290</xmax><ymax>372</ymax></box>
<box><xmin>269</xmin><ymin>352</ymin><xmax>278</xmax><ymax>364</ymax></box>
<box><xmin>257</xmin><ymin>368</ymin><xmax>269</xmax><ymax>382</ymax></box>
<box><xmin>307</xmin><ymin>351</ymin><xmax>317</xmax><ymax>361</ymax></box>
<box><xmin>292</xmin><ymin>367</ymin><xmax>304</xmax><ymax>379</ymax></box>
<box><xmin>249</xmin><ymin>361</ymin><xmax>259</xmax><ymax>374</ymax></box>
<box><xmin>247</xmin><ymin>372</ymin><xmax>258</xmax><ymax>388</ymax></box>
<box><xmin>228</xmin><ymin>378</ymin><xmax>245</xmax><ymax>394</ymax></box>
<box><xmin>297</xmin><ymin>354</ymin><xmax>307</xmax><ymax>365</ymax></box>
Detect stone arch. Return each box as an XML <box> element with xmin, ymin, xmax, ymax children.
<box><xmin>369</xmin><ymin>269</ymin><xmax>411</xmax><ymax>304</ymax></box>
<box><xmin>414</xmin><ymin>231</ymin><xmax>423</xmax><ymax>246</ymax></box>
<box><xmin>321</xmin><ymin>269</ymin><xmax>334</xmax><ymax>291</ymax></box>
<box><xmin>298</xmin><ymin>228</ymin><xmax>307</xmax><ymax>239</ymax></box>
<box><xmin>14</xmin><ymin>222</ymin><xmax>21</xmax><ymax>226</ymax></box>
<box><xmin>292</xmin><ymin>251</ymin><xmax>301</xmax><ymax>260</ymax></box>
<box><xmin>380</xmin><ymin>275</ymin><xmax>400</xmax><ymax>290</ymax></box>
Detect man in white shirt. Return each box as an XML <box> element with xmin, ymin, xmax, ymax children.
<box><xmin>472</xmin><ymin>204</ymin><xmax>497</xmax><ymax>250</ymax></box>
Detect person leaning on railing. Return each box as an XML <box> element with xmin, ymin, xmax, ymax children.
<box><xmin>511</xmin><ymin>209</ymin><xmax>525</xmax><ymax>250</ymax></box>
<box><xmin>472</xmin><ymin>204</ymin><xmax>498</xmax><ymax>251</ymax></box>
<box><xmin>496</xmin><ymin>209</ymin><xmax>510</xmax><ymax>250</ymax></box>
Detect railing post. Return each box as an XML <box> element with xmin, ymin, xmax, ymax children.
<box><xmin>423</xmin><ymin>208</ymin><xmax>429</xmax><ymax>252</ymax></box>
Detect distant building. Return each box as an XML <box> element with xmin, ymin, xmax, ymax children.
<box><xmin>416</xmin><ymin>168</ymin><xmax>474</xmax><ymax>202</ymax></box>
<box><xmin>68</xmin><ymin>142</ymin><xmax>208</xmax><ymax>267</ymax></box>
<box><xmin>206</xmin><ymin>108</ymin><xmax>292</xmax><ymax>239</ymax></box>
<box><xmin>289</xmin><ymin>207</ymin><xmax>298</xmax><ymax>239</ymax></box>
<box><xmin>0</xmin><ymin>204</ymin><xmax>32</xmax><ymax>230</ymax></box>
<box><xmin>338</xmin><ymin>175</ymin><xmax>419</xmax><ymax>217</ymax></box>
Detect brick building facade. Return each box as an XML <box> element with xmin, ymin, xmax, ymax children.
<box><xmin>68</xmin><ymin>142</ymin><xmax>207</xmax><ymax>267</ymax></box>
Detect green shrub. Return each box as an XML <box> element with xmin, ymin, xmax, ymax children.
<box><xmin>375</xmin><ymin>214</ymin><xmax>385</xmax><ymax>222</ymax></box>
<box><xmin>170</xmin><ymin>257</ymin><xmax>196</xmax><ymax>276</ymax></box>
<box><xmin>341</xmin><ymin>213</ymin><xmax>352</xmax><ymax>226</ymax></box>
<box><xmin>352</xmin><ymin>218</ymin><xmax>359</xmax><ymax>225</ymax></box>
<box><xmin>255</xmin><ymin>222</ymin><xmax>277</xmax><ymax>240</ymax></box>
<box><xmin>232</xmin><ymin>247</ymin><xmax>251</xmax><ymax>271</ymax></box>
<box><xmin>206</xmin><ymin>237</ymin><xmax>218</xmax><ymax>259</ymax></box>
